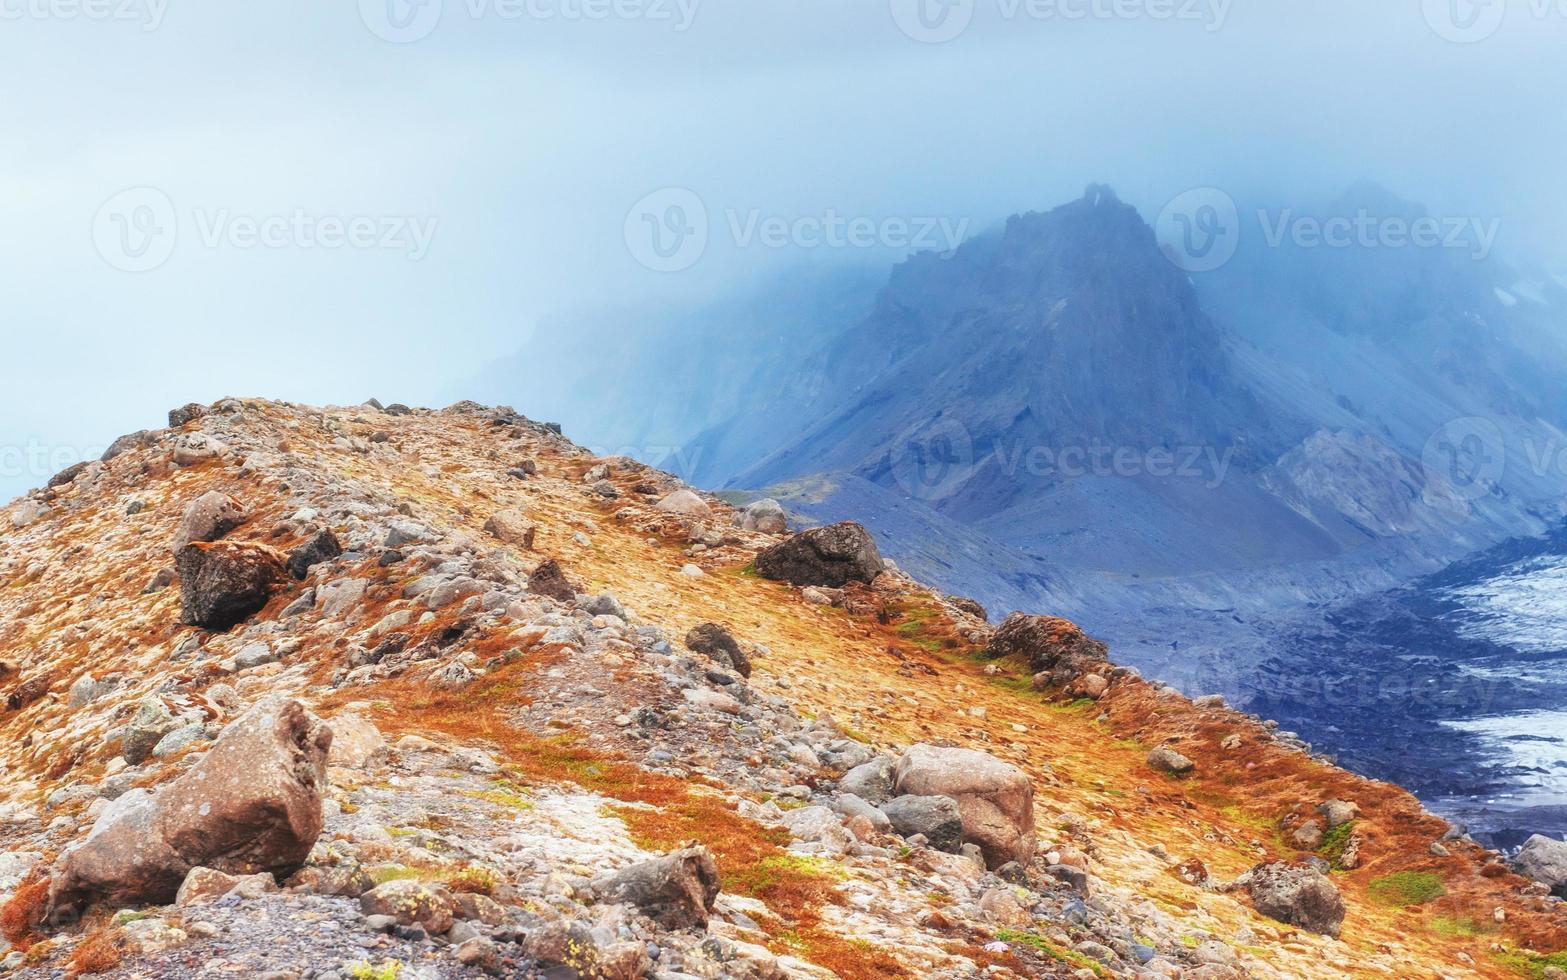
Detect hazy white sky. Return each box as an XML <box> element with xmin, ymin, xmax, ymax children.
<box><xmin>2</xmin><ymin>0</ymin><xmax>1565</xmax><ymax>498</ymax></box>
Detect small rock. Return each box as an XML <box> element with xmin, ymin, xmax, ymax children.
<box><xmin>454</xmin><ymin>937</ymin><xmax>503</xmax><ymax>974</ymax></box>
<box><xmin>287</xmin><ymin>529</ymin><xmax>343</xmax><ymax>580</ymax></box>
<box><xmin>736</xmin><ymin>498</ymin><xmax>787</xmax><ymax>534</ymax></box>
<box><xmin>360</xmin><ymin>880</ymin><xmax>457</xmax><ymax>934</ymax></box>
<box><xmin>484</xmin><ymin>509</ymin><xmax>537</xmax><ymax>549</ymax></box>
<box><xmin>1147</xmin><ymin>745</ymin><xmax>1195</xmax><ymax>775</ymax></box>
<box><xmin>684</xmin><ymin>623</ymin><xmax>753</xmax><ymax>678</ymax></box>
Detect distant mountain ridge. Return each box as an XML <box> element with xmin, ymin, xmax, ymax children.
<box><xmin>476</xmin><ymin>182</ymin><xmax>1567</xmax><ymax>667</ymax></box>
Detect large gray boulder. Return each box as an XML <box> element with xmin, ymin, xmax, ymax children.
<box><xmin>839</xmin><ymin>757</ymin><xmax>896</xmax><ymax>804</ymax></box>
<box><xmin>880</xmin><ymin>795</ymin><xmax>964</xmax><ymax>853</ymax></box>
<box><xmin>754</xmin><ymin>522</ymin><xmax>885</xmax><ymax>588</ymax></box>
<box><xmin>1515</xmin><ymin>834</ymin><xmax>1567</xmax><ymax>897</ymax></box>
<box><xmin>655</xmin><ymin>489</ymin><xmax>711</xmax><ymax>519</ymax></box>
<box><xmin>592</xmin><ymin>847</ymin><xmax>720</xmax><ymax>929</ymax></box>
<box><xmin>49</xmin><ymin>699</ymin><xmax>332</xmax><ymax>913</ymax></box>
<box><xmin>737</xmin><ymin>498</ymin><xmax>787</xmax><ymax>534</ymax></box>
<box><xmin>893</xmin><ymin>743</ymin><xmax>1035</xmax><ymax>869</ymax></box>
<box><xmin>1242</xmin><ymin>862</ymin><xmax>1345</xmax><ymax>937</ymax></box>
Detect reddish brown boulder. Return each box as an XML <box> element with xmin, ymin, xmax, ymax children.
<box><xmin>49</xmin><ymin>699</ymin><xmax>332</xmax><ymax>913</ymax></box>
<box><xmin>4</xmin><ymin>676</ymin><xmax>50</xmax><ymax>713</ymax></box>
<box><xmin>986</xmin><ymin>613</ymin><xmax>1109</xmax><ymax>685</ymax></box>
<box><xmin>176</xmin><ymin>541</ymin><xmax>287</xmax><ymax>630</ymax></box>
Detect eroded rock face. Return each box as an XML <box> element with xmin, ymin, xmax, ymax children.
<box><xmin>176</xmin><ymin>541</ymin><xmax>287</xmax><ymax>630</ymax></box>
<box><xmin>49</xmin><ymin>699</ymin><xmax>332</xmax><ymax>913</ymax></box>
<box><xmin>754</xmin><ymin>522</ymin><xmax>885</xmax><ymax>588</ymax></box>
<box><xmin>893</xmin><ymin>744</ymin><xmax>1035</xmax><ymax>869</ymax></box>
<box><xmin>1243</xmin><ymin>862</ymin><xmax>1345</xmax><ymax>937</ymax></box>
<box><xmin>172</xmin><ymin>491</ymin><xmax>248</xmax><ymax>554</ymax></box>
<box><xmin>683</xmin><ymin>623</ymin><xmax>752</xmax><ymax>678</ymax></box>
<box><xmin>986</xmin><ymin>613</ymin><xmax>1109</xmax><ymax>684</ymax></box>
<box><xmin>591</xmin><ymin>847</ymin><xmax>720</xmax><ymax>929</ymax></box>
<box><xmin>1515</xmin><ymin>835</ymin><xmax>1567</xmax><ymax>897</ymax></box>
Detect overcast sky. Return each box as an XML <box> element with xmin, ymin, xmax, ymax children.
<box><xmin>2</xmin><ymin>0</ymin><xmax>1565</xmax><ymax>499</ymax></box>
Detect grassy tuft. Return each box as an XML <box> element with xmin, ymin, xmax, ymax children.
<box><xmin>345</xmin><ymin>960</ymin><xmax>403</xmax><ymax>980</ymax></box>
<box><xmin>995</xmin><ymin>929</ymin><xmax>1108</xmax><ymax>977</ymax></box>
<box><xmin>1316</xmin><ymin>821</ymin><xmax>1355</xmax><ymax>868</ymax></box>
<box><xmin>1367</xmin><ymin>871</ymin><xmax>1446</xmax><ymax>908</ymax></box>
<box><xmin>1495</xmin><ymin>949</ymin><xmax>1567</xmax><ymax>979</ymax></box>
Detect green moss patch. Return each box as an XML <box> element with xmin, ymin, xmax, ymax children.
<box><xmin>1366</xmin><ymin>871</ymin><xmax>1445</xmax><ymax>908</ymax></box>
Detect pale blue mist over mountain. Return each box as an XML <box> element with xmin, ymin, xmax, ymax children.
<box><xmin>6</xmin><ymin>1</ymin><xmax>1567</xmax><ymax>502</ymax></box>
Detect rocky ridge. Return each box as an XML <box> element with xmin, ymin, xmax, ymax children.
<box><xmin>0</xmin><ymin>398</ymin><xmax>1563</xmax><ymax>979</ymax></box>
